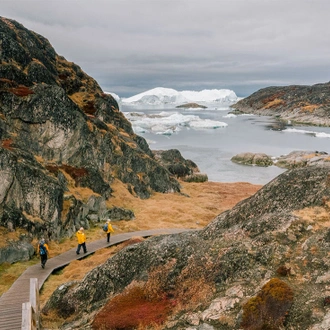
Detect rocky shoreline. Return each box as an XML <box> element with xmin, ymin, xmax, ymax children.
<box><xmin>231</xmin><ymin>150</ymin><xmax>330</xmax><ymax>169</ymax></box>
<box><xmin>231</xmin><ymin>82</ymin><xmax>330</xmax><ymax>127</ymax></box>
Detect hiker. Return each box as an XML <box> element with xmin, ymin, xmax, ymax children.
<box><xmin>76</xmin><ymin>227</ymin><xmax>87</xmax><ymax>254</ymax></box>
<box><xmin>38</xmin><ymin>238</ymin><xmax>49</xmax><ymax>269</ymax></box>
<box><xmin>104</xmin><ymin>219</ymin><xmax>114</xmax><ymax>243</ymax></box>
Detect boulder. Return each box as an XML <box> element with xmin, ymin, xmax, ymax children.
<box><xmin>153</xmin><ymin>149</ymin><xmax>204</xmax><ymax>178</ymax></box>
<box><xmin>275</xmin><ymin>150</ymin><xmax>330</xmax><ymax>169</ymax></box>
<box><xmin>231</xmin><ymin>152</ymin><xmax>273</xmax><ymax>167</ymax></box>
<box><xmin>0</xmin><ymin>240</ymin><xmax>35</xmax><ymax>264</ymax></box>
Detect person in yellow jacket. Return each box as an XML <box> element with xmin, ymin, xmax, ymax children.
<box><xmin>76</xmin><ymin>227</ymin><xmax>87</xmax><ymax>254</ymax></box>
<box><xmin>105</xmin><ymin>219</ymin><xmax>114</xmax><ymax>243</ymax></box>
<box><xmin>37</xmin><ymin>238</ymin><xmax>49</xmax><ymax>269</ymax></box>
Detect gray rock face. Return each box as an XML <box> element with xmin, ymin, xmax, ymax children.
<box><xmin>0</xmin><ymin>17</ymin><xmax>182</xmax><ymax>261</ymax></box>
<box><xmin>0</xmin><ymin>240</ymin><xmax>35</xmax><ymax>264</ymax></box>
<box><xmin>44</xmin><ymin>165</ymin><xmax>330</xmax><ymax>329</ymax></box>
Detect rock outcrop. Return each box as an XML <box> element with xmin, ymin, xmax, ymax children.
<box><xmin>231</xmin><ymin>152</ymin><xmax>273</xmax><ymax>167</ymax></box>
<box><xmin>44</xmin><ymin>165</ymin><xmax>330</xmax><ymax>329</ymax></box>
<box><xmin>153</xmin><ymin>149</ymin><xmax>208</xmax><ymax>183</ymax></box>
<box><xmin>275</xmin><ymin>150</ymin><xmax>330</xmax><ymax>169</ymax></box>
<box><xmin>0</xmin><ymin>17</ymin><xmax>182</xmax><ymax>261</ymax></box>
<box><xmin>231</xmin><ymin>82</ymin><xmax>330</xmax><ymax>126</ymax></box>
<box><xmin>231</xmin><ymin>150</ymin><xmax>330</xmax><ymax>169</ymax></box>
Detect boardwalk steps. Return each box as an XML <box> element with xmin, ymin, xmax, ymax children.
<box><xmin>0</xmin><ymin>228</ymin><xmax>191</xmax><ymax>329</ymax></box>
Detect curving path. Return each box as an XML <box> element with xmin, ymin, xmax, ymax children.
<box><xmin>0</xmin><ymin>228</ymin><xmax>192</xmax><ymax>330</ymax></box>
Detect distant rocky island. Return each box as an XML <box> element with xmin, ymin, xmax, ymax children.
<box><xmin>176</xmin><ymin>102</ymin><xmax>207</xmax><ymax>109</ymax></box>
<box><xmin>232</xmin><ymin>82</ymin><xmax>330</xmax><ymax>126</ymax></box>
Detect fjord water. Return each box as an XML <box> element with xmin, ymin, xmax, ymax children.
<box><xmin>122</xmin><ymin>105</ymin><xmax>330</xmax><ymax>185</ymax></box>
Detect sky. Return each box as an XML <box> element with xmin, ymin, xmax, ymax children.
<box><xmin>1</xmin><ymin>0</ymin><xmax>330</xmax><ymax>98</ymax></box>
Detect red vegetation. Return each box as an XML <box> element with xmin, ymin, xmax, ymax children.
<box><xmin>83</xmin><ymin>100</ymin><xmax>97</xmax><ymax>115</ymax></box>
<box><xmin>241</xmin><ymin>278</ymin><xmax>294</xmax><ymax>330</ymax></box>
<box><xmin>45</xmin><ymin>165</ymin><xmax>60</xmax><ymax>175</ymax></box>
<box><xmin>323</xmin><ymin>296</ymin><xmax>330</xmax><ymax>306</ymax></box>
<box><xmin>45</xmin><ymin>164</ymin><xmax>88</xmax><ymax>185</ymax></box>
<box><xmin>58</xmin><ymin>73</ymin><xmax>68</xmax><ymax>80</ymax></box>
<box><xmin>8</xmin><ymin>85</ymin><xmax>34</xmax><ymax>97</ymax></box>
<box><xmin>276</xmin><ymin>265</ymin><xmax>291</xmax><ymax>277</ymax></box>
<box><xmin>92</xmin><ymin>286</ymin><xmax>176</xmax><ymax>330</ymax></box>
<box><xmin>1</xmin><ymin>138</ymin><xmax>14</xmax><ymax>150</ymax></box>
<box><xmin>61</xmin><ymin>164</ymin><xmax>88</xmax><ymax>179</ymax></box>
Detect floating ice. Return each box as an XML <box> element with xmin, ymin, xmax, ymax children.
<box><xmin>223</xmin><ymin>113</ymin><xmax>237</xmax><ymax>118</ymax></box>
<box><xmin>124</xmin><ymin>111</ymin><xmax>227</xmax><ymax>135</ymax></box>
<box><xmin>189</xmin><ymin>119</ymin><xmax>228</xmax><ymax>129</ymax></box>
<box><xmin>283</xmin><ymin>128</ymin><xmax>330</xmax><ymax>138</ymax></box>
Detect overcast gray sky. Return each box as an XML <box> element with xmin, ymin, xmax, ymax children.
<box><xmin>2</xmin><ymin>0</ymin><xmax>330</xmax><ymax>97</ymax></box>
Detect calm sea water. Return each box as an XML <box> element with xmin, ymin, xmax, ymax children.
<box><xmin>122</xmin><ymin>105</ymin><xmax>330</xmax><ymax>185</ymax></box>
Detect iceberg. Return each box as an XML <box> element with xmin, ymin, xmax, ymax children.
<box><xmin>123</xmin><ymin>111</ymin><xmax>227</xmax><ymax>135</ymax></box>
<box><xmin>122</xmin><ymin>87</ymin><xmax>238</xmax><ymax>106</ymax></box>
<box><xmin>283</xmin><ymin>128</ymin><xmax>330</xmax><ymax>138</ymax></box>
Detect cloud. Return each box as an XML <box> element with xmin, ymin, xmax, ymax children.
<box><xmin>2</xmin><ymin>0</ymin><xmax>330</xmax><ymax>97</ymax></box>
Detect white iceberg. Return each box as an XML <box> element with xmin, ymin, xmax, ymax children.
<box><xmin>123</xmin><ymin>111</ymin><xmax>227</xmax><ymax>135</ymax></box>
<box><xmin>122</xmin><ymin>87</ymin><xmax>238</xmax><ymax>106</ymax></box>
<box><xmin>223</xmin><ymin>113</ymin><xmax>237</xmax><ymax>118</ymax></box>
<box><xmin>283</xmin><ymin>128</ymin><xmax>330</xmax><ymax>138</ymax></box>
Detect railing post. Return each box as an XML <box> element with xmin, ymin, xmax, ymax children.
<box><xmin>22</xmin><ymin>302</ymin><xmax>32</xmax><ymax>330</ymax></box>
<box><xmin>30</xmin><ymin>278</ymin><xmax>40</xmax><ymax>330</ymax></box>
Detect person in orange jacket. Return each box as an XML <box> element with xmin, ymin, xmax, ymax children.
<box><xmin>37</xmin><ymin>238</ymin><xmax>49</xmax><ymax>269</ymax></box>
<box><xmin>105</xmin><ymin>219</ymin><xmax>114</xmax><ymax>243</ymax></box>
<box><xmin>76</xmin><ymin>227</ymin><xmax>87</xmax><ymax>254</ymax></box>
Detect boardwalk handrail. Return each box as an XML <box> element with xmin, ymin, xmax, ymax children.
<box><xmin>22</xmin><ymin>278</ymin><xmax>40</xmax><ymax>330</ymax></box>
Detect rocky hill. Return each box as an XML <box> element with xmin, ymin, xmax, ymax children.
<box><xmin>0</xmin><ymin>17</ymin><xmax>190</xmax><ymax>262</ymax></box>
<box><xmin>232</xmin><ymin>82</ymin><xmax>330</xmax><ymax>126</ymax></box>
<box><xmin>43</xmin><ymin>164</ymin><xmax>330</xmax><ymax>329</ymax></box>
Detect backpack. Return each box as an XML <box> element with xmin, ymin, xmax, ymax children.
<box><xmin>39</xmin><ymin>243</ymin><xmax>46</xmax><ymax>255</ymax></box>
<box><xmin>103</xmin><ymin>223</ymin><xmax>108</xmax><ymax>232</ymax></box>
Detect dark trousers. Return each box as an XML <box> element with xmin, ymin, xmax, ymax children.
<box><xmin>41</xmin><ymin>254</ymin><xmax>47</xmax><ymax>267</ymax></box>
<box><xmin>77</xmin><ymin>242</ymin><xmax>87</xmax><ymax>254</ymax></box>
<box><xmin>107</xmin><ymin>233</ymin><xmax>111</xmax><ymax>243</ymax></box>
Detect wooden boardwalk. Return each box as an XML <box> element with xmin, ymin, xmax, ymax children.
<box><xmin>0</xmin><ymin>228</ymin><xmax>191</xmax><ymax>330</ymax></box>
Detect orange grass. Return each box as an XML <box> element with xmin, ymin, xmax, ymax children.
<box><xmin>1</xmin><ymin>180</ymin><xmax>261</xmax><ymax>305</ymax></box>
<box><xmin>263</xmin><ymin>98</ymin><xmax>285</xmax><ymax>109</ymax></box>
<box><xmin>108</xmin><ymin>179</ymin><xmax>261</xmax><ymax>232</ymax></box>
<box><xmin>293</xmin><ymin>206</ymin><xmax>330</xmax><ymax>230</ymax></box>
